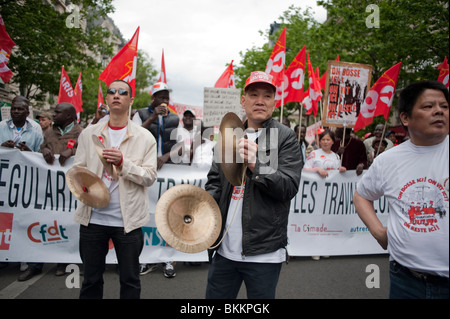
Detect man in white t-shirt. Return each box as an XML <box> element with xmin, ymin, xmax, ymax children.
<box><xmin>205</xmin><ymin>71</ymin><xmax>302</xmax><ymax>299</ymax></box>
<box><xmin>354</xmin><ymin>80</ymin><xmax>449</xmax><ymax>299</ymax></box>
<box><xmin>73</xmin><ymin>80</ymin><xmax>157</xmax><ymax>299</ymax></box>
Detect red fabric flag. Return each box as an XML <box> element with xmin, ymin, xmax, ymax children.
<box><xmin>99</xmin><ymin>27</ymin><xmax>139</xmax><ymax>94</ymax></box>
<box><xmin>306</xmin><ymin>51</ymin><xmax>321</xmax><ymax>116</ymax></box>
<box><xmin>58</xmin><ymin>66</ymin><xmax>75</xmax><ymax>104</ymax></box>
<box><xmin>437</xmin><ymin>56</ymin><xmax>449</xmax><ymax>89</ymax></box>
<box><xmin>354</xmin><ymin>62</ymin><xmax>402</xmax><ymax>132</ymax></box>
<box><xmin>73</xmin><ymin>72</ymin><xmax>83</xmax><ymax>114</ymax></box>
<box><xmin>0</xmin><ymin>14</ymin><xmax>16</xmax><ymax>83</ymax></box>
<box><xmin>214</xmin><ymin>60</ymin><xmax>235</xmax><ymax>88</ymax></box>
<box><xmin>265</xmin><ymin>26</ymin><xmax>286</xmax><ymax>89</ymax></box>
<box><xmin>98</xmin><ymin>82</ymin><xmax>104</xmax><ymax>108</ymax></box>
<box><xmin>281</xmin><ymin>45</ymin><xmax>306</xmax><ymax>107</ymax></box>
<box><xmin>158</xmin><ymin>49</ymin><xmax>167</xmax><ymax>83</ymax></box>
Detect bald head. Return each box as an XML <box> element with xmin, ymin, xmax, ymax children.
<box><xmin>53</xmin><ymin>103</ymin><xmax>77</xmax><ymax>128</ymax></box>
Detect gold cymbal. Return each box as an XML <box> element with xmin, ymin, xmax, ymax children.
<box><xmin>219</xmin><ymin>112</ymin><xmax>246</xmax><ymax>186</ymax></box>
<box><xmin>66</xmin><ymin>166</ymin><xmax>110</xmax><ymax>209</ymax></box>
<box><xmin>91</xmin><ymin>135</ymin><xmax>117</xmax><ymax>179</ymax></box>
<box><xmin>155</xmin><ymin>184</ymin><xmax>222</xmax><ymax>254</ymax></box>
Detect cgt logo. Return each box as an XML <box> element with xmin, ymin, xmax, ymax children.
<box><xmin>0</xmin><ymin>213</ymin><xmax>14</xmax><ymax>250</ymax></box>
<box><xmin>27</xmin><ymin>220</ymin><xmax>68</xmax><ymax>244</ymax></box>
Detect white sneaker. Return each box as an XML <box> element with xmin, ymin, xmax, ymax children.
<box><xmin>163</xmin><ymin>262</ymin><xmax>176</xmax><ymax>278</ymax></box>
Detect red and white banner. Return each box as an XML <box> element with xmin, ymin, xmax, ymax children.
<box><xmin>437</xmin><ymin>56</ymin><xmax>449</xmax><ymax>89</ymax></box>
<box><xmin>354</xmin><ymin>62</ymin><xmax>401</xmax><ymax>132</ymax></box>
<box><xmin>306</xmin><ymin>51</ymin><xmax>321</xmax><ymax>116</ymax></box>
<box><xmin>57</xmin><ymin>66</ymin><xmax>75</xmax><ymax>104</ymax></box>
<box><xmin>277</xmin><ymin>45</ymin><xmax>306</xmax><ymax>107</ymax></box>
<box><xmin>0</xmin><ymin>14</ymin><xmax>15</xmax><ymax>84</ymax></box>
<box><xmin>158</xmin><ymin>49</ymin><xmax>167</xmax><ymax>83</ymax></box>
<box><xmin>265</xmin><ymin>27</ymin><xmax>286</xmax><ymax>106</ymax></box>
<box><xmin>0</xmin><ymin>148</ymin><xmax>387</xmax><ymax>264</ymax></box>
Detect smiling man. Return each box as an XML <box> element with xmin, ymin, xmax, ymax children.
<box><xmin>354</xmin><ymin>80</ymin><xmax>449</xmax><ymax>299</ymax></box>
<box><xmin>72</xmin><ymin>80</ymin><xmax>157</xmax><ymax>299</ymax></box>
<box><xmin>205</xmin><ymin>71</ymin><xmax>302</xmax><ymax>299</ymax></box>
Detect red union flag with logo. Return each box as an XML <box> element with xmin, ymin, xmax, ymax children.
<box><xmin>0</xmin><ymin>14</ymin><xmax>16</xmax><ymax>83</ymax></box>
<box><xmin>280</xmin><ymin>45</ymin><xmax>306</xmax><ymax>107</ymax></box>
<box><xmin>99</xmin><ymin>26</ymin><xmax>139</xmax><ymax>94</ymax></box>
<box><xmin>158</xmin><ymin>49</ymin><xmax>167</xmax><ymax>83</ymax></box>
<box><xmin>437</xmin><ymin>56</ymin><xmax>449</xmax><ymax>89</ymax></box>
<box><xmin>354</xmin><ymin>62</ymin><xmax>402</xmax><ymax>132</ymax></box>
<box><xmin>58</xmin><ymin>66</ymin><xmax>75</xmax><ymax>104</ymax></box>
<box><xmin>73</xmin><ymin>72</ymin><xmax>83</xmax><ymax>114</ymax></box>
<box><xmin>265</xmin><ymin>26</ymin><xmax>286</xmax><ymax>104</ymax></box>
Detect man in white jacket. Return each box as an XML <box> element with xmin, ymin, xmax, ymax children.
<box><xmin>73</xmin><ymin>80</ymin><xmax>157</xmax><ymax>299</ymax></box>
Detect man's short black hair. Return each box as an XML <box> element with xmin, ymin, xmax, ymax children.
<box><xmin>398</xmin><ymin>80</ymin><xmax>448</xmax><ymax>130</ymax></box>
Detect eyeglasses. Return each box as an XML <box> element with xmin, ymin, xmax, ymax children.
<box><xmin>107</xmin><ymin>88</ymin><xmax>129</xmax><ymax>96</ymax></box>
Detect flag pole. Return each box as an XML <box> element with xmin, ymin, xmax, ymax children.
<box><xmin>280</xmin><ymin>81</ymin><xmax>285</xmax><ymax>123</ymax></box>
<box><xmin>340</xmin><ymin>123</ymin><xmax>347</xmax><ymax>165</ymax></box>
<box><xmin>298</xmin><ymin>102</ymin><xmax>303</xmax><ymax>142</ymax></box>
<box><xmin>375</xmin><ymin>121</ymin><xmax>388</xmax><ymax>157</ymax></box>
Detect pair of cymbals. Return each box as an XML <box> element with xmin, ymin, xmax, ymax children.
<box><xmin>219</xmin><ymin>112</ymin><xmax>246</xmax><ymax>186</ymax></box>
<box><xmin>155</xmin><ymin>184</ymin><xmax>222</xmax><ymax>254</ymax></box>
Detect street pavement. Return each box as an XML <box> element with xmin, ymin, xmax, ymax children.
<box><xmin>0</xmin><ymin>254</ymin><xmax>389</xmax><ymax>300</ymax></box>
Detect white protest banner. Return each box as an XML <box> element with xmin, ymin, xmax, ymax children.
<box><xmin>202</xmin><ymin>87</ymin><xmax>242</xmax><ymax>127</ymax></box>
<box><xmin>322</xmin><ymin>60</ymin><xmax>373</xmax><ymax>127</ymax></box>
<box><xmin>0</xmin><ymin>148</ymin><xmax>387</xmax><ymax>263</ymax></box>
<box><xmin>288</xmin><ymin>169</ymin><xmax>388</xmax><ymax>256</ymax></box>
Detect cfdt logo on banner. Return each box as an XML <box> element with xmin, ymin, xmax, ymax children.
<box><xmin>27</xmin><ymin>220</ymin><xmax>69</xmax><ymax>244</ymax></box>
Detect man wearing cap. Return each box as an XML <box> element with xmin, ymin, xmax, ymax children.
<box><xmin>205</xmin><ymin>71</ymin><xmax>302</xmax><ymax>299</ymax></box>
<box><xmin>138</xmin><ymin>82</ymin><xmax>179</xmax><ymax>169</ymax></box>
<box><xmin>37</xmin><ymin>111</ymin><xmax>53</xmax><ymax>134</ymax></box>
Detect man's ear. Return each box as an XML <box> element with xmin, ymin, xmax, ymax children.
<box><xmin>240</xmin><ymin>95</ymin><xmax>245</xmax><ymax>108</ymax></box>
<box><xmin>399</xmin><ymin>112</ymin><xmax>409</xmax><ymax>129</ymax></box>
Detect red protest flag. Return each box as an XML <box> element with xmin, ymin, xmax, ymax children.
<box><xmin>437</xmin><ymin>56</ymin><xmax>449</xmax><ymax>89</ymax></box>
<box><xmin>281</xmin><ymin>45</ymin><xmax>306</xmax><ymax>107</ymax></box>
<box><xmin>0</xmin><ymin>14</ymin><xmax>16</xmax><ymax>83</ymax></box>
<box><xmin>97</xmin><ymin>82</ymin><xmax>105</xmax><ymax>108</ymax></box>
<box><xmin>99</xmin><ymin>26</ymin><xmax>139</xmax><ymax>94</ymax></box>
<box><xmin>58</xmin><ymin>66</ymin><xmax>75</xmax><ymax>104</ymax></box>
<box><xmin>354</xmin><ymin>62</ymin><xmax>402</xmax><ymax>132</ymax></box>
<box><xmin>265</xmin><ymin>26</ymin><xmax>286</xmax><ymax>88</ymax></box>
<box><xmin>73</xmin><ymin>72</ymin><xmax>83</xmax><ymax>114</ymax></box>
<box><xmin>306</xmin><ymin>51</ymin><xmax>321</xmax><ymax>116</ymax></box>
<box><xmin>158</xmin><ymin>49</ymin><xmax>167</xmax><ymax>83</ymax></box>
<box><xmin>214</xmin><ymin>60</ymin><xmax>235</xmax><ymax>88</ymax></box>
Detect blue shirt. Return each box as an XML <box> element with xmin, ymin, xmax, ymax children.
<box><xmin>0</xmin><ymin>118</ymin><xmax>44</xmax><ymax>152</ymax></box>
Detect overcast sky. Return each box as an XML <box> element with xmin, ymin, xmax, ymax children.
<box><xmin>109</xmin><ymin>0</ymin><xmax>327</xmax><ymax>106</ymax></box>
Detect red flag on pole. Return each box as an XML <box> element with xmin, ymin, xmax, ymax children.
<box><xmin>58</xmin><ymin>66</ymin><xmax>75</xmax><ymax>104</ymax></box>
<box><xmin>0</xmin><ymin>14</ymin><xmax>16</xmax><ymax>83</ymax></box>
<box><xmin>158</xmin><ymin>49</ymin><xmax>167</xmax><ymax>83</ymax></box>
<box><xmin>281</xmin><ymin>45</ymin><xmax>306</xmax><ymax>107</ymax></box>
<box><xmin>99</xmin><ymin>27</ymin><xmax>139</xmax><ymax>94</ymax></box>
<box><xmin>73</xmin><ymin>72</ymin><xmax>83</xmax><ymax>114</ymax></box>
<box><xmin>214</xmin><ymin>60</ymin><xmax>235</xmax><ymax>88</ymax></box>
<box><xmin>98</xmin><ymin>82</ymin><xmax>104</xmax><ymax>108</ymax></box>
<box><xmin>265</xmin><ymin>26</ymin><xmax>286</xmax><ymax>90</ymax></box>
<box><xmin>354</xmin><ymin>62</ymin><xmax>402</xmax><ymax>132</ymax></box>
<box><xmin>437</xmin><ymin>56</ymin><xmax>449</xmax><ymax>89</ymax></box>
<box><xmin>306</xmin><ymin>51</ymin><xmax>321</xmax><ymax>117</ymax></box>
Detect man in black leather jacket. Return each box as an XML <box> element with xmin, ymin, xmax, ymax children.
<box><xmin>138</xmin><ymin>82</ymin><xmax>179</xmax><ymax>169</ymax></box>
<box><xmin>205</xmin><ymin>71</ymin><xmax>302</xmax><ymax>299</ymax></box>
